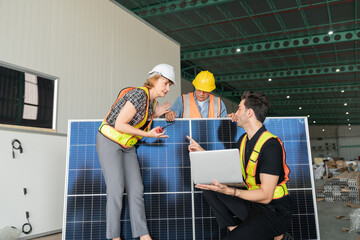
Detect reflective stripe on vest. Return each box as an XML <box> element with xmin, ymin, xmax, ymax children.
<box><xmin>240</xmin><ymin>131</ymin><xmax>290</xmax><ymax>199</ymax></box>
<box><xmin>182</xmin><ymin>92</ymin><xmax>221</xmax><ymax>118</ymax></box>
<box><xmin>99</xmin><ymin>87</ymin><xmax>155</xmax><ymax>148</ymax></box>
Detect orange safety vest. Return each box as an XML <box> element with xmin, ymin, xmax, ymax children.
<box><xmin>239</xmin><ymin>131</ymin><xmax>290</xmax><ymax>199</ymax></box>
<box><xmin>99</xmin><ymin>87</ymin><xmax>155</xmax><ymax>148</ymax></box>
<box><xmin>182</xmin><ymin>92</ymin><xmax>221</xmax><ymax>118</ymax></box>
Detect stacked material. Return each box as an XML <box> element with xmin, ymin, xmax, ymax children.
<box><xmin>317</xmin><ymin>172</ymin><xmax>360</xmax><ymax>203</ymax></box>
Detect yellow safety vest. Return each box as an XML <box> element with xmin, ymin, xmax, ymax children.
<box><xmin>239</xmin><ymin>131</ymin><xmax>290</xmax><ymax>199</ymax></box>
<box><xmin>99</xmin><ymin>87</ymin><xmax>155</xmax><ymax>148</ymax></box>
<box><xmin>182</xmin><ymin>92</ymin><xmax>221</xmax><ymax>118</ymax></box>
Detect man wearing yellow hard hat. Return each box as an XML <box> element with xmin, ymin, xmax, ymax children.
<box><xmin>165</xmin><ymin>70</ymin><xmax>228</xmax><ymax>121</ymax></box>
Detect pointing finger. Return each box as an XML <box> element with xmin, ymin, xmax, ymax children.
<box><xmin>186</xmin><ymin>135</ymin><xmax>199</xmax><ymax>145</ymax></box>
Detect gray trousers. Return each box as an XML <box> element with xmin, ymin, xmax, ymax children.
<box><xmin>96</xmin><ymin>132</ymin><xmax>149</xmax><ymax>239</ymax></box>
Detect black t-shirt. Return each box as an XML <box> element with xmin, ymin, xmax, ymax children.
<box><xmin>237</xmin><ymin>126</ymin><xmax>292</xmax><ymax>207</ymax></box>
<box><xmin>237</xmin><ymin>126</ymin><xmax>292</xmax><ymax>222</ymax></box>
<box><xmin>236</xmin><ymin>125</ymin><xmax>285</xmax><ymax>184</ymax></box>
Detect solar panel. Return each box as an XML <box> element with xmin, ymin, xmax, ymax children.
<box><xmin>63</xmin><ymin>118</ymin><xmax>319</xmax><ymax>239</ymax></box>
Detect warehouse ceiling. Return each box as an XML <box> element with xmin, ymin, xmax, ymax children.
<box><xmin>114</xmin><ymin>0</ymin><xmax>359</xmax><ymax>125</ymax></box>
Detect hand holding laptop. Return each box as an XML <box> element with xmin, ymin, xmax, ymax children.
<box><xmin>196</xmin><ymin>180</ymin><xmax>233</xmax><ymax>195</ymax></box>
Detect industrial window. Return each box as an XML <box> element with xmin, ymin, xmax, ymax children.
<box><xmin>0</xmin><ymin>64</ymin><xmax>57</xmax><ymax>130</ymax></box>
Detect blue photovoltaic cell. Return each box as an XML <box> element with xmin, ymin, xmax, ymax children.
<box><xmin>64</xmin><ymin>118</ymin><xmax>319</xmax><ymax>240</ymax></box>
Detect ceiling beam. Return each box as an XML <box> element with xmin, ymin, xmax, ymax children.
<box><xmin>180</xmin><ymin>20</ymin><xmax>356</xmax><ymax>50</ymax></box>
<box><xmin>129</xmin><ymin>0</ymin><xmax>235</xmax><ymax>18</ymax></box>
<box><xmin>206</xmin><ymin>47</ymin><xmax>357</xmax><ymax>73</ymax></box>
<box><xmin>271</xmin><ymin>97</ymin><xmax>358</xmax><ymax>106</ymax></box>
<box><xmin>216</xmin><ymin>64</ymin><xmax>360</xmax><ymax>82</ymax></box>
<box><xmin>165</xmin><ymin>0</ymin><xmax>349</xmax><ymax>35</ymax></box>
<box><xmin>181</xmin><ymin>70</ymin><xmax>197</xmax><ymax>82</ymax></box>
<box><xmin>222</xmin><ymin>83</ymin><xmax>360</xmax><ymax>97</ymax></box>
<box><xmin>309</xmin><ymin>119</ymin><xmax>360</xmax><ymax>124</ymax></box>
<box><xmin>185</xmin><ymin>63</ymin><xmax>356</xmax><ymax>80</ymax></box>
<box><xmin>268</xmin><ymin>115</ymin><xmax>360</xmax><ymax>125</ymax></box>
<box><xmin>269</xmin><ymin>113</ymin><xmax>359</xmax><ymax>119</ymax></box>
<box><xmin>181</xmin><ymin>29</ymin><xmax>360</xmax><ymax>60</ymax></box>
<box><xmin>271</xmin><ymin>107</ymin><xmax>359</xmax><ymax>115</ymax></box>
<box><xmin>325</xmin><ymin>0</ymin><xmax>334</xmax><ymax>26</ymax></box>
<box><xmin>237</xmin><ymin>0</ymin><xmax>268</xmax><ymax>34</ymax></box>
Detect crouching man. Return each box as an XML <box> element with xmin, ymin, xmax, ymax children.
<box><xmin>187</xmin><ymin>91</ymin><xmax>292</xmax><ymax>240</ymax></box>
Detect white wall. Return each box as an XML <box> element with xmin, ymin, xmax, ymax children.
<box><xmin>309</xmin><ymin>124</ymin><xmax>360</xmax><ymax>161</ymax></box>
<box><xmin>0</xmin><ymin>0</ymin><xmax>180</xmax><ymax>238</ymax></box>
<box><xmin>0</xmin><ymin>129</ymin><xmax>66</xmax><ymax>239</ymax></box>
<box><xmin>0</xmin><ymin>0</ymin><xmax>181</xmax><ymax>134</ymax></box>
<box><xmin>338</xmin><ymin>125</ymin><xmax>360</xmax><ymax>160</ymax></box>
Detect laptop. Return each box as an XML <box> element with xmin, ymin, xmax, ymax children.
<box><xmin>189</xmin><ymin>148</ymin><xmax>243</xmax><ymax>184</ymax></box>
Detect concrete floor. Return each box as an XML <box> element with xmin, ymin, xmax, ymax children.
<box><xmin>315</xmin><ymin>179</ymin><xmax>359</xmax><ymax>240</ymax></box>
<box><xmin>317</xmin><ymin>201</ymin><xmax>358</xmax><ymax>239</ymax></box>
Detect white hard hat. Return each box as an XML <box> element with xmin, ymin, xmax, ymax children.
<box><xmin>148</xmin><ymin>63</ymin><xmax>175</xmax><ymax>85</ymax></box>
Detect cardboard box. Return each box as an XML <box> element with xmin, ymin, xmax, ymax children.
<box><xmin>325</xmin><ymin>160</ymin><xmax>336</xmax><ymax>168</ymax></box>
<box><xmin>336</xmin><ymin>160</ymin><xmax>345</xmax><ymax>169</ymax></box>
<box><xmin>314</xmin><ymin>157</ymin><xmax>324</xmax><ymax>165</ymax></box>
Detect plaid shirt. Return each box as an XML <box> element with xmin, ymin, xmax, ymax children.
<box><xmin>106</xmin><ymin>88</ymin><xmax>154</xmax><ymax>127</ymax></box>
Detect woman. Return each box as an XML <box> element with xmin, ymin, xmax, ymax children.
<box><xmin>96</xmin><ymin>63</ymin><xmax>175</xmax><ymax>240</ymax></box>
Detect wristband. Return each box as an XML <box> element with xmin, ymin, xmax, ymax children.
<box><xmin>232</xmin><ymin>187</ymin><xmax>236</xmax><ymax>197</ymax></box>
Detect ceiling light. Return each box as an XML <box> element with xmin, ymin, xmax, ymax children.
<box><xmin>313</xmin><ymin>121</ymin><xmax>316</xmax><ymax>123</ymax></box>
<box><xmin>268</xmin><ymin>78</ymin><xmax>272</xmax><ymax>81</ymax></box>
<box><xmin>348</xmin><ymin>124</ymin><xmax>351</xmax><ymax>126</ymax></box>
<box><xmin>341</xmin><ymin>90</ymin><xmax>344</xmax><ymax>93</ymax></box>
<box><xmin>347</xmin><ymin>119</ymin><xmax>350</xmax><ymax>121</ymax></box>
<box><xmin>299</xmin><ymin>106</ymin><xmax>302</xmax><ymax>110</ymax></box>
<box><xmin>307</xmin><ymin>115</ymin><xmax>310</xmax><ymax>117</ymax></box>
<box><xmin>236</xmin><ymin>48</ymin><xmax>241</xmax><ymax>52</ymax></box>
<box><xmin>322</xmin><ymin>129</ymin><xmax>325</xmax><ymax>132</ymax></box>
<box><xmin>336</xmin><ymin>69</ymin><xmax>340</xmax><ymax>72</ymax></box>
<box><xmin>286</xmin><ymin>95</ymin><xmax>290</xmax><ymax>99</ymax></box>
<box><xmin>349</xmin><ymin>127</ymin><xmax>352</xmax><ymax>130</ymax></box>
<box><xmin>346</xmin><ymin>112</ymin><xmax>349</xmax><ymax>114</ymax></box>
<box><xmin>328</xmin><ymin>31</ymin><xmax>334</xmax><ymax>35</ymax></box>
<box><xmin>344</xmin><ymin>103</ymin><xmax>348</xmax><ymax>106</ymax></box>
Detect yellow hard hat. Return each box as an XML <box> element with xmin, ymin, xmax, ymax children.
<box><xmin>192</xmin><ymin>70</ymin><xmax>216</xmax><ymax>92</ymax></box>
